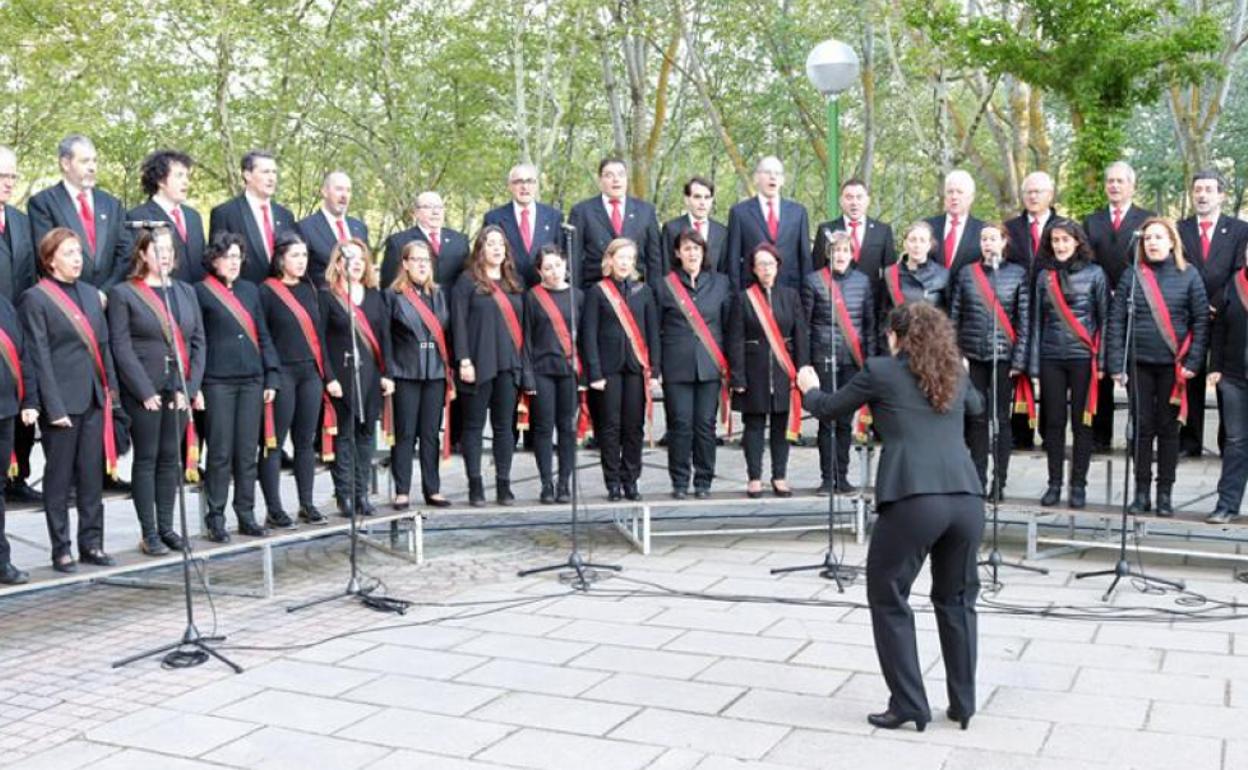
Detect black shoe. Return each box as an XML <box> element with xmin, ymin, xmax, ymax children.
<box><xmin>1181</xmin><ymin>446</ymin><xmax>1203</xmax><ymax>459</ymax></box>
<box><xmin>104</xmin><ymin>477</ymin><xmax>132</xmax><ymax>495</ymax></box>
<box><xmin>424</xmin><ymin>495</ymin><xmax>452</xmax><ymax>508</ymax></box>
<box><xmin>607</xmin><ymin>485</ymin><xmax>623</xmax><ymax>502</ymax></box>
<box><xmin>671</xmin><ymin>488</ymin><xmax>688</xmax><ymax>500</ymax></box>
<box><xmin>52</xmin><ymin>555</ymin><xmax>77</xmax><ymax>573</ymax></box>
<box><xmin>540</xmin><ymin>482</ymin><xmax>556</xmax><ymax>504</ymax></box>
<box><xmin>238</xmin><ymin>518</ymin><xmax>268</xmax><ymax>537</ymax></box>
<box><xmin>1155</xmin><ymin>489</ymin><xmax>1174</xmax><ymax>517</ymax></box>
<box><xmin>336</xmin><ymin>497</ymin><xmax>354</xmax><ymax>517</ymax></box>
<box><xmin>356</xmin><ymin>498</ymin><xmax>377</xmax><ymax>517</ymax></box>
<box><xmin>946</xmin><ymin>708</ymin><xmax>972</xmax><ymax>730</ymax></box>
<box><xmin>392</xmin><ymin>497</ymin><xmax>411</xmax><ymax>511</ymax></box>
<box><xmin>815</xmin><ymin>480</ymin><xmax>833</xmax><ymax>497</ymax></box>
<box><xmin>469</xmin><ymin>477</ymin><xmax>486</xmax><ymax>507</ymax></box>
<box><xmin>139</xmin><ymin>534</ymin><xmax>169</xmax><ymax>556</ymax></box>
<box><xmin>623</xmin><ymin>483</ymin><xmax>641</xmax><ymax>501</ymax></box>
<box><xmin>0</xmin><ymin>563</ymin><xmax>29</xmax><ymax>585</ymax></box>
<box><xmin>867</xmin><ymin>710</ymin><xmax>927</xmax><ymax>732</ymax></box>
<box><xmin>266</xmin><ymin>511</ymin><xmax>296</xmax><ymax>529</ymax></box>
<box><xmin>5</xmin><ymin>480</ymin><xmax>42</xmax><ymax>504</ymax></box>
<box><xmin>555</xmin><ymin>483</ymin><xmax>571</xmax><ymax>504</ymax></box>
<box><xmin>496</xmin><ymin>480</ymin><xmax>516</xmax><ymax>506</ymax></box>
<box><xmin>1206</xmin><ymin>508</ymin><xmax>1239</xmax><ymax>524</ymax></box>
<box><xmin>1040</xmin><ymin>484</ymin><xmax>1061</xmax><ymax>506</ymax></box>
<box><xmin>694</xmin><ymin>488</ymin><xmax>711</xmax><ymax>500</ymax></box>
<box><xmin>834</xmin><ymin>477</ymin><xmax>857</xmax><ymax>494</ymax></box>
<box><xmin>206</xmin><ymin>522</ymin><xmax>231</xmax><ymax>543</ymax></box>
<box><xmin>771</xmin><ymin>481</ymin><xmax>793</xmax><ymax>498</ymax></box>
<box><xmin>746</xmin><ymin>484</ymin><xmax>762</xmax><ymax>499</ymax></box>
<box><xmin>1069</xmin><ymin>486</ymin><xmax>1087</xmax><ymax>509</ymax></box>
<box><xmin>159</xmin><ymin>530</ymin><xmax>185</xmax><ymax>551</ymax></box>
<box><xmin>79</xmin><ymin>548</ymin><xmax>116</xmax><ymax>567</ymax></box>
<box><xmin>299</xmin><ymin>505</ymin><xmax>328</xmax><ymax>525</ymax></box>
<box><xmin>1092</xmin><ymin>441</ymin><xmax>1113</xmax><ymax>454</ymax></box>
<box><xmin>1128</xmin><ymin>492</ymin><xmax>1151</xmax><ymax>515</ymax></box>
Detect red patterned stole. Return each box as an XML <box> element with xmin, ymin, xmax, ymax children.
<box><xmin>969</xmin><ymin>264</ymin><xmax>1036</xmax><ymax>428</ymax></box>
<box><xmin>130</xmin><ymin>279</ymin><xmax>201</xmax><ymax>480</ymax></box>
<box><xmin>203</xmin><ymin>275</ymin><xmax>278</xmax><ymax>450</ymax></box>
<box><xmin>400</xmin><ymin>287</ymin><xmax>455</xmax><ymax>459</ymax></box>
<box><xmin>264</xmin><ymin>279</ymin><xmax>339</xmax><ymax>460</ymax></box>
<box><xmin>532</xmin><ymin>286</ymin><xmax>591</xmax><ymax>440</ymax></box>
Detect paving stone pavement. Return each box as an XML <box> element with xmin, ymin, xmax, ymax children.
<box><xmin>2</xmin><ymin>406</ymin><xmax>1248</xmax><ymax>769</ymax></box>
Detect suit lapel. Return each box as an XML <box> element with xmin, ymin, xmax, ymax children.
<box><xmin>54</xmin><ymin>186</ymin><xmax>92</xmax><ymax>256</ymax></box>
<box><xmin>92</xmin><ymin>193</ymin><xmax>112</xmax><ymax>259</ymax></box>
<box><xmin>745</xmin><ymin>200</ymin><xmax>771</xmax><ymax>242</ymax></box>
<box><xmin>589</xmin><ymin>200</ymin><xmax>614</xmax><ymax>238</ymax></box>
<box><xmin>239</xmin><ymin>197</ymin><xmax>267</xmax><ymax>260</ymax></box>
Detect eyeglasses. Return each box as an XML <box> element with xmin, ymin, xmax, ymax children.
<box><xmin>0</xmin><ymin>173</ymin><xmax>17</xmax><ymax>182</ymax></box>
<box><xmin>404</xmin><ymin>256</ymin><xmax>432</xmax><ymax>264</ymax></box>
<box><xmin>509</xmin><ymin>178</ymin><xmax>537</xmax><ymax>185</ymax></box>
<box><xmin>417</xmin><ymin>204</ymin><xmax>445</xmax><ymax>212</ymax></box>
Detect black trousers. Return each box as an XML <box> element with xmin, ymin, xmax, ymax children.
<box><xmin>664</xmin><ymin>379</ymin><xmax>720</xmax><ymax>491</ymax></box>
<box><xmin>0</xmin><ymin>418</ymin><xmax>14</xmax><ymax>565</ymax></box>
<box><xmin>532</xmin><ymin>373</ymin><xmax>577</xmax><ymax>486</ymax></box>
<box><xmin>869</xmin><ymin>493</ymin><xmax>983</xmax><ymax>720</ymax></box>
<box><xmin>1216</xmin><ymin>375</ymin><xmax>1248</xmax><ymax>511</ymax></box>
<box><xmin>203</xmin><ymin>380</ymin><xmax>263</xmax><ymax>524</ymax></box>
<box><xmin>11</xmin><ymin>418</ymin><xmax>33</xmax><ymax>483</ymax></box>
<box><xmin>589</xmin><ymin>372</ymin><xmax>645</xmax><ymax>487</ymax></box>
<box><xmin>1039</xmin><ymin>358</ymin><xmax>1094</xmax><ymax>487</ymax></box>
<box><xmin>1091</xmin><ymin>374</ymin><xmax>1116</xmax><ymax>449</ymax></box>
<box><xmin>742</xmin><ymin>412</ymin><xmax>789</xmax><ymax>480</ymax></box>
<box><xmin>1128</xmin><ymin>362</ymin><xmax>1181</xmax><ymax>489</ymax></box>
<box><xmin>460</xmin><ymin>370</ymin><xmax>518</xmax><ymax>483</ymax></box>
<box><xmin>966</xmin><ymin>360</ymin><xmax>1014</xmax><ymax>490</ymax></box>
<box><xmin>41</xmin><ymin>406</ymin><xmax>105</xmax><ymax>559</ymax></box>
<box><xmin>259</xmin><ymin>362</ymin><xmax>323</xmax><ymax>513</ymax></box>
<box><xmin>816</xmin><ymin>361</ymin><xmax>857</xmax><ymax>484</ymax></box>
<box><xmin>330</xmin><ymin>400</ymin><xmax>375</xmax><ymax>504</ymax></box>
<box><xmin>124</xmin><ymin>391</ymin><xmax>186</xmax><ymax>539</ymax></box>
<box><xmin>392</xmin><ymin>378</ymin><xmax>444</xmax><ymax>498</ymax></box>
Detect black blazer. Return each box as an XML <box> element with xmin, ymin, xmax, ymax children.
<box><xmin>656</xmin><ymin>269</ymin><xmax>734</xmax><ymax>384</ymax></box>
<box><xmin>483</xmin><ymin>202</ymin><xmax>564</xmax><ymax>287</ymax></box>
<box><xmin>803</xmin><ymin>354</ymin><xmax>984</xmax><ymax>504</ymax></box>
<box><xmin>0</xmin><ymin>204</ymin><xmax>35</xmax><ymax>301</ymax></box>
<box><xmin>1210</xmin><ymin>268</ymin><xmax>1248</xmax><ymax>379</ymax></box>
<box><xmin>925</xmin><ymin>213</ymin><xmax>983</xmax><ymax>276</ymax></box>
<box><xmin>1083</xmin><ymin>204</ymin><xmax>1154</xmax><ymax>289</ymax></box>
<box><xmin>126</xmin><ymin>199</ymin><xmax>206</xmax><ymax>283</ymax></box>
<box><xmin>567</xmin><ymin>196</ymin><xmax>662</xmax><ymax>287</ymax></box>
<box><xmin>207</xmin><ymin>195</ymin><xmax>297</xmax><ymax>285</ymax></box>
<box><xmin>320</xmin><ymin>287</ymin><xmax>390</xmax><ymax>422</ymax></box>
<box><xmin>580</xmin><ymin>277</ymin><xmax>660</xmax><ymax>381</ymax></box>
<box><xmin>0</xmin><ymin>295</ymin><xmax>35</xmax><ymax>419</ymax></box>
<box><xmin>196</xmin><ymin>278</ymin><xmax>281</xmax><ymax>388</ymax></box>
<box><xmin>1177</xmin><ymin>214</ymin><xmax>1248</xmax><ymax>310</ymax></box>
<box><xmin>258</xmin><ymin>279</ymin><xmax>332</xmax><ymax>371</ymax></box>
<box><xmin>725</xmin><ymin>197</ymin><xmax>812</xmax><ymax>291</ymax></box>
<box><xmin>728</xmin><ymin>284</ymin><xmax>809</xmax><ymax>414</ymax></box>
<box><xmin>387</xmin><ymin>286</ymin><xmax>451</xmax><ymax>382</ymax></box>
<box><xmin>107</xmin><ymin>280</ymin><xmax>206</xmax><ymax>400</ymax></box>
<box><xmin>381</xmin><ymin>225</ymin><xmax>470</xmax><ymax>289</ymax></box>
<box><xmin>296</xmin><ymin>211</ymin><xmax>370</xmax><ymax>289</ymax></box>
<box><xmin>1003</xmin><ymin>209</ymin><xmax>1058</xmax><ymax>272</ymax></box>
<box><xmin>660</xmin><ymin>216</ymin><xmax>728</xmax><ymax>275</ymax></box>
<box><xmin>450</xmin><ymin>274</ymin><xmax>525</xmax><ymax>388</ymax></box>
<box><xmin>28</xmin><ymin>184</ymin><xmax>132</xmax><ymax>291</ymax></box>
<box><xmin>19</xmin><ymin>279</ymin><xmax>119</xmax><ymax>419</ymax></box>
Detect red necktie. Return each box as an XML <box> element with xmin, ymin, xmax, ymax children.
<box><xmin>429</xmin><ymin>228</ymin><xmax>441</xmax><ymax>256</ymax></box>
<box><xmin>520</xmin><ymin>207</ymin><xmax>533</xmax><ymax>253</ymax></box>
<box><xmin>170</xmin><ymin>206</ymin><xmax>187</xmax><ymax>242</ymax></box>
<box><xmin>1111</xmin><ymin>208</ymin><xmax>1123</xmax><ymax>232</ymax></box>
<box><xmin>695</xmin><ymin>219</ymin><xmax>705</xmax><ymax>238</ymax></box>
<box><xmin>260</xmin><ymin>203</ymin><xmax>275</xmax><ymax>257</ymax></box>
<box><xmin>335</xmin><ymin>218</ymin><xmax>349</xmax><ymax>242</ymax></box>
<box><xmin>848</xmin><ymin>220</ymin><xmax>861</xmax><ymax>261</ymax></box>
<box><xmin>77</xmin><ymin>190</ymin><xmax>97</xmax><ymax>255</ymax></box>
<box><xmin>1030</xmin><ymin>218</ymin><xmax>1041</xmax><ymax>256</ymax></box>
<box><xmin>1200</xmin><ymin>220</ymin><xmax>1213</xmax><ymax>262</ymax></box>
<box><xmin>944</xmin><ymin>215</ymin><xmax>959</xmax><ymax>268</ymax></box>
<box><xmin>610</xmin><ymin>199</ymin><xmax>623</xmax><ymax>236</ymax></box>
<box><xmin>766</xmin><ymin>201</ymin><xmax>778</xmax><ymax>241</ymax></box>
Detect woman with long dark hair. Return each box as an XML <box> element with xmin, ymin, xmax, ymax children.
<box><xmin>108</xmin><ymin>227</ymin><xmax>205</xmax><ymax>555</ymax></box>
<box><xmin>452</xmin><ymin>225</ymin><xmax>525</xmax><ymax>506</ymax></box>
<box><xmin>798</xmin><ymin>302</ymin><xmax>984</xmax><ymax>733</ymax></box>
<box><xmin>1029</xmin><ymin>219</ymin><xmax>1109</xmax><ymax>509</ymax></box>
<box><xmin>259</xmin><ymin>232</ymin><xmax>333</xmax><ymax>526</ymax></box>
<box><xmin>1106</xmin><ymin>217</ymin><xmax>1208</xmax><ymax>516</ymax></box>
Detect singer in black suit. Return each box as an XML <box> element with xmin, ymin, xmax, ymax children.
<box><xmin>27</xmin><ymin>135</ymin><xmax>132</xmax><ymax>291</ymax></box>
<box><xmin>127</xmin><ymin>150</ymin><xmax>205</xmax><ymax>283</ymax></box>
<box><xmin>0</xmin><ymin>149</ymin><xmax>39</xmax><ymax>506</ymax></box>
<box><xmin>725</xmin><ymin>156</ymin><xmax>812</xmax><ymax>291</ymax></box>
<box><xmin>798</xmin><ymin>302</ymin><xmax>984</xmax><ymax>733</ymax></box>
<box><xmin>0</xmin><ymin>290</ymin><xmax>34</xmax><ymax>585</ymax></box>
<box><xmin>207</xmin><ymin>150</ymin><xmax>296</xmax><ymax>286</ymax></box>
<box><xmin>925</xmin><ymin>170</ymin><xmax>983</xmax><ymax>277</ymax></box>
<box><xmin>811</xmin><ymin>178</ymin><xmax>897</xmax><ymax>300</ymax></box>
<box><xmin>566</xmin><ymin>157</ymin><xmax>662</xmax><ymax>286</ymax></box>
<box><xmin>660</xmin><ymin>177</ymin><xmax>726</xmax><ymax>274</ymax></box>
<box><xmin>381</xmin><ymin>191</ymin><xmax>470</xmax><ymax>288</ymax></box>
<box><xmin>296</xmin><ymin>171</ymin><xmax>369</xmax><ymax>288</ymax></box>
<box><xmin>483</xmin><ymin>163</ymin><xmax>563</xmax><ymax>287</ymax></box>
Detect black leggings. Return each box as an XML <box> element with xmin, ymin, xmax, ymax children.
<box><xmin>1039</xmin><ymin>358</ymin><xmax>1094</xmax><ymax>487</ymax></box>
<box><xmin>259</xmin><ymin>361</ymin><xmax>323</xmax><ymax>513</ymax></box>
<box><xmin>460</xmin><ymin>370</ymin><xmax>518</xmax><ymax>483</ymax></box>
<box><xmin>531</xmin><ymin>372</ymin><xmax>578</xmax><ymax>486</ymax></box>
<box><xmin>965</xmin><ymin>360</ymin><xmax>1014</xmax><ymax>489</ymax></box>
<box><xmin>1129</xmin><ymin>362</ymin><xmax>1180</xmax><ymax>489</ymax></box>
<box><xmin>392</xmin><ymin>378</ymin><xmax>445</xmax><ymax>497</ymax></box>
<box><xmin>816</xmin><ymin>361</ymin><xmax>857</xmax><ymax>484</ymax></box>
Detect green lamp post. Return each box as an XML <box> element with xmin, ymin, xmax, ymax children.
<box><xmin>805</xmin><ymin>39</ymin><xmax>860</xmax><ymax>220</ymax></box>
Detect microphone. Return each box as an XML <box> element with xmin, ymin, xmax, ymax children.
<box><xmin>125</xmin><ymin>220</ymin><xmax>170</xmax><ymax>230</ymax></box>
<box><xmin>561</xmin><ymin>223</ymin><xmax>577</xmax><ymax>232</ymax></box>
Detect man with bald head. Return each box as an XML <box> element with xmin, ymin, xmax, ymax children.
<box><xmin>725</xmin><ymin>156</ymin><xmax>811</xmax><ymax>291</ymax></box>
<box><xmin>209</xmin><ymin>149</ymin><xmax>297</xmax><ymax>285</ymax></box>
<box><xmin>925</xmin><ymin>169</ymin><xmax>983</xmax><ymax>276</ymax></box>
<box><xmin>483</xmin><ymin>163</ymin><xmax>562</xmax><ymax>287</ymax></box>
<box><xmin>381</xmin><ymin>191</ymin><xmax>469</xmax><ymax>287</ymax></box>
<box><xmin>297</xmin><ymin>171</ymin><xmax>370</xmax><ymax>288</ymax></box>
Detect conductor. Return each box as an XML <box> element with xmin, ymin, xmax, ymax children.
<box><xmin>797</xmin><ymin>302</ymin><xmax>985</xmax><ymax>732</ymax></box>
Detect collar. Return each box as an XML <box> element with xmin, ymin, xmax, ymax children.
<box><xmin>152</xmin><ymin>192</ymin><xmax>180</xmax><ymax>214</ymax></box>
<box><xmin>602</xmin><ymin>194</ymin><xmax>625</xmax><ymax>211</ymax></box>
<box><xmin>244</xmin><ymin>190</ymin><xmax>271</xmax><ymax>210</ymax></box>
<box><xmin>513</xmin><ymin>201</ymin><xmax>536</xmax><ymax>220</ymax></box>
<box><xmin>322</xmin><ymin>207</ymin><xmax>347</xmax><ymax>228</ymax></box>
<box><xmin>62</xmin><ymin>180</ymin><xmax>89</xmax><ymax>203</ymax></box>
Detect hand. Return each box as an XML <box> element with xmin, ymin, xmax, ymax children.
<box><xmin>1097</xmin><ymin>371</ymin><xmax>1105</xmax><ymax>380</ymax></box>
<box><xmin>143</xmin><ymin>394</ymin><xmax>161</xmax><ymax>411</ymax></box>
<box><xmin>1208</xmin><ymin>372</ymin><xmax>1222</xmax><ymax>386</ymax></box>
<box><xmin>52</xmin><ymin>416</ymin><xmax>72</xmax><ymax>428</ymax></box>
<box><xmin>263</xmin><ymin>388</ymin><xmax>276</xmax><ymax>404</ymax></box>
<box><xmin>1114</xmin><ymin>373</ymin><xmax>1128</xmax><ymax>386</ymax></box>
<box><xmin>733</xmin><ymin>387</ymin><xmax>746</xmax><ymax>394</ymax></box>
<box><xmin>174</xmin><ymin>391</ymin><xmax>189</xmax><ymax>411</ymax></box>
<box><xmin>1009</xmin><ymin>370</ymin><xmax>1022</xmax><ymax>379</ymax></box>
<box><xmin>20</xmin><ymin>409</ymin><xmax>38</xmax><ymax>426</ymax></box>
<box><xmin>193</xmin><ymin>392</ymin><xmax>205</xmax><ymax>411</ymax></box>
<box><xmin>590</xmin><ymin>379</ymin><xmax>606</xmax><ymax>391</ymax></box>
<box><xmin>326</xmin><ymin>380</ymin><xmax>343</xmax><ymax>399</ymax></box>
<box><xmin>1179</xmin><ymin>367</ymin><xmax>1196</xmax><ymax>380</ymax></box>
<box><xmin>797</xmin><ymin>365</ymin><xmax>821</xmax><ymax>394</ymax></box>
<box><xmin>525</xmin><ymin>389</ymin><xmax>538</xmax><ymax>396</ymax></box>
<box><xmin>460</xmin><ymin>361</ymin><xmax>475</xmax><ymax>384</ymax></box>
<box><xmin>98</xmin><ymin>290</ymin><xmax>108</xmax><ymax>308</ymax></box>
<box><xmin>381</xmin><ymin>377</ymin><xmax>395</xmax><ymax>396</ymax></box>
<box><xmin>649</xmin><ymin>378</ymin><xmax>661</xmax><ymax>392</ymax></box>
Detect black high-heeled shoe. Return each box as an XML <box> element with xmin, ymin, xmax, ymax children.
<box><xmin>946</xmin><ymin>708</ymin><xmax>972</xmax><ymax>730</ymax></box>
<box><xmin>867</xmin><ymin>710</ymin><xmax>927</xmax><ymax>732</ymax></box>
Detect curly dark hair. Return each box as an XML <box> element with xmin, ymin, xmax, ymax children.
<box><xmin>886</xmin><ymin>303</ymin><xmax>961</xmax><ymax>413</ymax></box>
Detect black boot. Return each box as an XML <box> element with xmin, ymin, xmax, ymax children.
<box><xmin>623</xmin><ymin>482</ymin><xmax>642</xmax><ymax>501</ymax></box>
<box><xmin>539</xmin><ymin>481</ymin><xmax>555</xmax><ymax>504</ymax></box>
<box><xmin>1155</xmin><ymin>486</ymin><xmax>1174</xmax><ymax>517</ymax></box>
<box><xmin>607</xmin><ymin>484</ymin><xmax>623</xmax><ymax>502</ymax></box>
<box><xmin>205</xmin><ymin>515</ymin><xmax>231</xmax><ymax>543</ymax></box>
<box><xmin>237</xmin><ymin>515</ymin><xmax>268</xmax><ymax>537</ymax></box>
<box><xmin>1040</xmin><ymin>484</ymin><xmax>1061</xmax><ymax>507</ymax></box>
<box><xmin>1128</xmin><ymin>489</ymin><xmax>1151</xmax><ymax>514</ymax></box>
<box><xmin>1069</xmin><ymin>486</ymin><xmax>1087</xmax><ymax>509</ymax></box>
<box><xmin>468</xmin><ymin>477</ymin><xmax>486</xmax><ymax>507</ymax></box>
<box><xmin>555</xmin><ymin>480</ymin><xmax>571</xmax><ymax>503</ymax></box>
<box><xmin>496</xmin><ymin>479</ymin><xmax>515</xmax><ymax>505</ymax></box>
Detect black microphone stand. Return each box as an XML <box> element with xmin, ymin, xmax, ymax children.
<box><xmin>519</xmin><ymin>224</ymin><xmax>621</xmax><ymax>590</ymax></box>
<box><xmin>114</xmin><ymin>224</ymin><xmax>241</xmax><ymax>672</ymax></box>
<box><xmin>289</xmin><ymin>257</ymin><xmax>410</xmax><ymax>614</ymax></box>
<box><xmin>978</xmin><ymin>254</ymin><xmax>1047</xmax><ymax>587</ymax></box>
<box><xmin>772</xmin><ymin>232</ymin><xmax>857</xmax><ymax>591</ymax></box>
<box><xmin>1075</xmin><ymin>234</ymin><xmax>1184</xmax><ymax>600</ymax></box>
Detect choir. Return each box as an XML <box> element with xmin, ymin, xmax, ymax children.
<box><xmin>1</xmin><ymin>137</ymin><xmax>1246</xmax><ymax>586</ymax></box>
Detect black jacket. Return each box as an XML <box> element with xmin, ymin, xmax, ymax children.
<box><xmin>320</xmin><ymin>287</ymin><xmax>390</xmax><ymax>421</ymax></box>
<box><xmin>107</xmin><ymin>280</ymin><xmax>206</xmax><ymax>401</ymax></box>
<box><xmin>802</xmin><ymin>266</ymin><xmax>876</xmax><ymax>369</ymax></box>
<box><xmin>1210</xmin><ymin>269</ymin><xmax>1248</xmax><ymax>378</ymax></box>
<box><xmin>725</xmin><ymin>197</ymin><xmax>812</xmax><ymax>292</ymax></box>
<box><xmin>949</xmin><ymin>260</ymin><xmax>1030</xmax><ymax>370</ymax></box>
<box><xmin>728</xmin><ymin>284</ymin><xmax>809</xmax><ymax>414</ymax></box>
<box><xmin>296</xmin><ymin>211</ymin><xmax>370</xmax><ymax>289</ymax></box>
<box><xmin>258</xmin><ymin>279</ymin><xmax>332</xmax><ymax>372</ymax></box>
<box><xmin>1004</xmin><ymin>209</ymin><xmax>1059</xmax><ymax>273</ymax></box>
<box><xmin>524</xmin><ymin>286</ymin><xmax>583</xmax><ymax>380</ymax></box>
<box><xmin>482</xmin><ymin>202</ymin><xmax>564</xmax><ymax>287</ymax></box>
<box><xmin>1177</xmin><ymin>214</ymin><xmax>1248</xmax><ymax>311</ymax></box>
<box><xmin>1029</xmin><ymin>261</ymin><xmax>1110</xmax><ymax>374</ymax></box>
<box><xmin>450</xmin><ymin>274</ymin><xmax>525</xmax><ymax>388</ymax></box>
<box><xmin>567</xmin><ymin>196</ymin><xmax>662</xmax><ymax>287</ymax></box>
<box><xmin>0</xmin><ymin>204</ymin><xmax>36</xmax><ymax>301</ymax></box>
<box><xmin>388</xmin><ymin>286</ymin><xmax>451</xmax><ymax>382</ymax></box>
<box><xmin>925</xmin><ymin>213</ymin><xmax>983</xmax><ymax>276</ymax></box>
<box><xmin>656</xmin><ymin>269</ymin><xmax>733</xmax><ymax>384</ymax></box>
<box><xmin>881</xmin><ymin>259</ymin><xmax>950</xmax><ymax>316</ymax></box>
<box><xmin>127</xmin><ymin>199</ymin><xmax>205</xmax><ymax>283</ymax></box>
<box><xmin>28</xmin><ymin>184</ymin><xmax>132</xmax><ymax>291</ymax></box>
<box><xmin>381</xmin><ymin>226</ymin><xmax>470</xmax><ymax>289</ymax></box>
<box><xmin>0</xmin><ymin>295</ymin><xmax>35</xmax><ymax>419</ymax></box>
<box><xmin>196</xmin><ymin>278</ymin><xmax>281</xmax><ymax>388</ymax></box>
<box><xmin>1105</xmin><ymin>257</ymin><xmax>1209</xmax><ymax>374</ymax></box>
<box><xmin>580</xmin><ymin>277</ymin><xmax>660</xmax><ymax>381</ymax></box>
<box><xmin>207</xmin><ymin>195</ymin><xmax>297</xmax><ymax>286</ymax></box>
<box><xmin>661</xmin><ymin>216</ymin><xmax>728</xmax><ymax>276</ymax></box>
<box><xmin>803</xmin><ymin>354</ymin><xmax>983</xmax><ymax>504</ymax></box>
<box><xmin>1083</xmin><ymin>204</ymin><xmax>1154</xmax><ymax>289</ymax></box>
<box><xmin>20</xmin><ymin>278</ymin><xmax>119</xmax><ymax>419</ymax></box>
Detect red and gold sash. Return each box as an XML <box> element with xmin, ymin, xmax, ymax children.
<box><xmin>0</xmin><ymin>326</ymin><xmax>23</xmax><ymax>477</ymax></box>
<box><xmin>203</xmin><ymin>275</ymin><xmax>278</xmax><ymax>451</ymax></box>
<box><xmin>599</xmin><ymin>278</ymin><xmax>654</xmax><ymax>445</ymax></box>
<box><xmin>1137</xmin><ymin>265</ymin><xmax>1194</xmax><ymax>424</ymax></box>
<box><xmin>130</xmin><ymin>280</ymin><xmax>201</xmax><ymax>480</ymax></box>
<box><xmin>970</xmin><ymin>264</ymin><xmax>1036</xmax><ymax>428</ymax></box>
<box><xmin>745</xmin><ymin>285</ymin><xmax>801</xmax><ymax>440</ymax></box>
<box><xmin>334</xmin><ymin>289</ymin><xmax>394</xmax><ymax>446</ymax></box>
<box><xmin>532</xmin><ymin>286</ymin><xmax>591</xmax><ymax>440</ymax></box>
<box><xmin>264</xmin><ymin>279</ymin><xmax>339</xmax><ymax>461</ymax></box>
<box><xmin>490</xmin><ymin>284</ymin><xmax>530</xmax><ymax>432</ymax></box>
<box><xmin>885</xmin><ymin>264</ymin><xmax>905</xmax><ymax>308</ymax></box>
<box><xmin>400</xmin><ymin>287</ymin><xmax>455</xmax><ymax>459</ymax></box>
<box><xmin>820</xmin><ymin>268</ymin><xmax>872</xmax><ymax>438</ymax></box>
<box><xmin>1046</xmin><ymin>271</ymin><xmax>1100</xmax><ymax>425</ymax></box>
<box><xmin>35</xmin><ymin>279</ymin><xmax>119</xmax><ymax>477</ymax></box>
<box><xmin>666</xmin><ymin>273</ymin><xmax>731</xmax><ymax>431</ymax></box>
